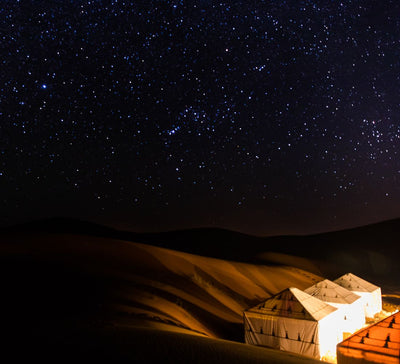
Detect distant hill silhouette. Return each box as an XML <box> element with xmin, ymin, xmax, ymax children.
<box><xmin>1</xmin><ymin>217</ymin><xmax>265</xmax><ymax>261</ymax></box>
<box><xmin>2</xmin><ymin>217</ymin><xmax>400</xmax><ymax>283</ymax></box>
<box><xmin>3</xmin><ymin>216</ymin><xmax>400</xmax><ymax>255</ymax></box>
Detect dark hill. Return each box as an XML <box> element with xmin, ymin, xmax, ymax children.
<box><xmin>2</xmin><ymin>217</ymin><xmax>400</xmax><ymax>283</ymax></box>
<box><xmin>1</xmin><ymin>217</ymin><xmax>264</xmax><ymax>261</ymax></box>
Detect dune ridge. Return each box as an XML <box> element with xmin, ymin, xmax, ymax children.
<box><xmin>0</xmin><ymin>232</ymin><xmax>322</xmax><ymax>336</ymax></box>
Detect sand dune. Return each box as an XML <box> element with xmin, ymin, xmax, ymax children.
<box><xmin>0</xmin><ymin>232</ymin><xmax>322</xmax><ymax>336</ymax></box>
<box><xmin>0</xmin><ymin>230</ymin><xmax>323</xmax><ymax>362</ymax></box>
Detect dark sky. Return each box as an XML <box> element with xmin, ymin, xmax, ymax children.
<box><xmin>2</xmin><ymin>1</ymin><xmax>400</xmax><ymax>235</ymax></box>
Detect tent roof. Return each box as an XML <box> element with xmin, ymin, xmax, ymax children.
<box><xmin>337</xmin><ymin>311</ymin><xmax>400</xmax><ymax>358</ymax></box>
<box><xmin>304</xmin><ymin>279</ymin><xmax>361</xmax><ymax>305</ymax></box>
<box><xmin>245</xmin><ymin>287</ymin><xmax>337</xmax><ymax>321</ymax></box>
<box><xmin>334</xmin><ymin>273</ymin><xmax>380</xmax><ymax>293</ymax></box>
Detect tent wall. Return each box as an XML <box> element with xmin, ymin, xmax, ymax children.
<box><xmin>244</xmin><ymin>312</ymin><xmax>320</xmax><ymax>358</ymax></box>
<box><xmin>342</xmin><ymin>300</ymin><xmax>366</xmax><ymax>334</ymax></box>
<box><xmin>318</xmin><ymin>310</ymin><xmax>344</xmax><ymax>358</ymax></box>
<box><xmin>353</xmin><ymin>289</ymin><xmax>382</xmax><ymax>318</ymax></box>
<box><xmin>329</xmin><ymin>301</ymin><xmax>365</xmax><ymax>335</ymax></box>
<box><xmin>369</xmin><ymin>288</ymin><xmax>382</xmax><ymax>317</ymax></box>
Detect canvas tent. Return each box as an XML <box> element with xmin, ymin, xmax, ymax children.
<box><xmin>334</xmin><ymin>273</ymin><xmax>382</xmax><ymax>319</ymax></box>
<box><xmin>337</xmin><ymin>311</ymin><xmax>400</xmax><ymax>364</ymax></box>
<box><xmin>305</xmin><ymin>279</ymin><xmax>365</xmax><ymax>336</ymax></box>
<box><xmin>243</xmin><ymin>287</ymin><xmax>343</xmax><ymax>359</ymax></box>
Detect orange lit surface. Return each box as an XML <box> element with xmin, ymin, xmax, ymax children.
<box><xmin>337</xmin><ymin>312</ymin><xmax>400</xmax><ymax>364</ymax></box>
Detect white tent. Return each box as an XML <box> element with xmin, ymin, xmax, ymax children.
<box><xmin>305</xmin><ymin>279</ymin><xmax>365</xmax><ymax>336</ymax></box>
<box><xmin>243</xmin><ymin>287</ymin><xmax>343</xmax><ymax>360</ymax></box>
<box><xmin>334</xmin><ymin>273</ymin><xmax>382</xmax><ymax>319</ymax></box>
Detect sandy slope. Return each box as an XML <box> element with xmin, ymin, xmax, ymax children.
<box><xmin>0</xmin><ymin>232</ymin><xmax>322</xmax><ymax>336</ymax></box>
<box><xmin>0</xmin><ymin>231</ymin><xmax>322</xmax><ymax>362</ymax></box>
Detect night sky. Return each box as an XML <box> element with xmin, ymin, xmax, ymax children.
<box><xmin>2</xmin><ymin>1</ymin><xmax>400</xmax><ymax>235</ymax></box>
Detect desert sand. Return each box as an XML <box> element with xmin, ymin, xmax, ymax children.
<box><xmin>1</xmin><ymin>219</ymin><xmax>399</xmax><ymax>362</ymax></box>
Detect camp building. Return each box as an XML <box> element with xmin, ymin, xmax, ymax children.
<box><xmin>305</xmin><ymin>279</ymin><xmax>365</xmax><ymax>336</ymax></box>
<box><xmin>334</xmin><ymin>273</ymin><xmax>382</xmax><ymax>319</ymax></box>
<box><xmin>243</xmin><ymin>287</ymin><xmax>343</xmax><ymax>360</ymax></box>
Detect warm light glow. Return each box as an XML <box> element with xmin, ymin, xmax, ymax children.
<box><xmin>318</xmin><ymin>310</ymin><xmax>343</xmax><ymax>363</ymax></box>
<box><xmin>318</xmin><ymin>327</ymin><xmax>339</xmax><ymax>362</ymax></box>
<box><xmin>321</xmin><ymin>351</ymin><xmax>337</xmax><ymax>363</ymax></box>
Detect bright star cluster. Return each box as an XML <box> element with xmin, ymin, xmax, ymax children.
<box><xmin>2</xmin><ymin>1</ymin><xmax>400</xmax><ymax>234</ymax></box>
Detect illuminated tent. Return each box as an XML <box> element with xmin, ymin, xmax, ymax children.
<box><xmin>243</xmin><ymin>287</ymin><xmax>343</xmax><ymax>359</ymax></box>
<box><xmin>305</xmin><ymin>279</ymin><xmax>365</xmax><ymax>336</ymax></box>
<box><xmin>337</xmin><ymin>311</ymin><xmax>400</xmax><ymax>364</ymax></box>
<box><xmin>334</xmin><ymin>273</ymin><xmax>382</xmax><ymax>319</ymax></box>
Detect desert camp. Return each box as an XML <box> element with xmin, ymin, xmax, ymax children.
<box><xmin>244</xmin><ymin>274</ymin><xmax>383</xmax><ymax>361</ymax></box>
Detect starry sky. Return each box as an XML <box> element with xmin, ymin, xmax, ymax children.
<box><xmin>2</xmin><ymin>1</ymin><xmax>400</xmax><ymax>235</ymax></box>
